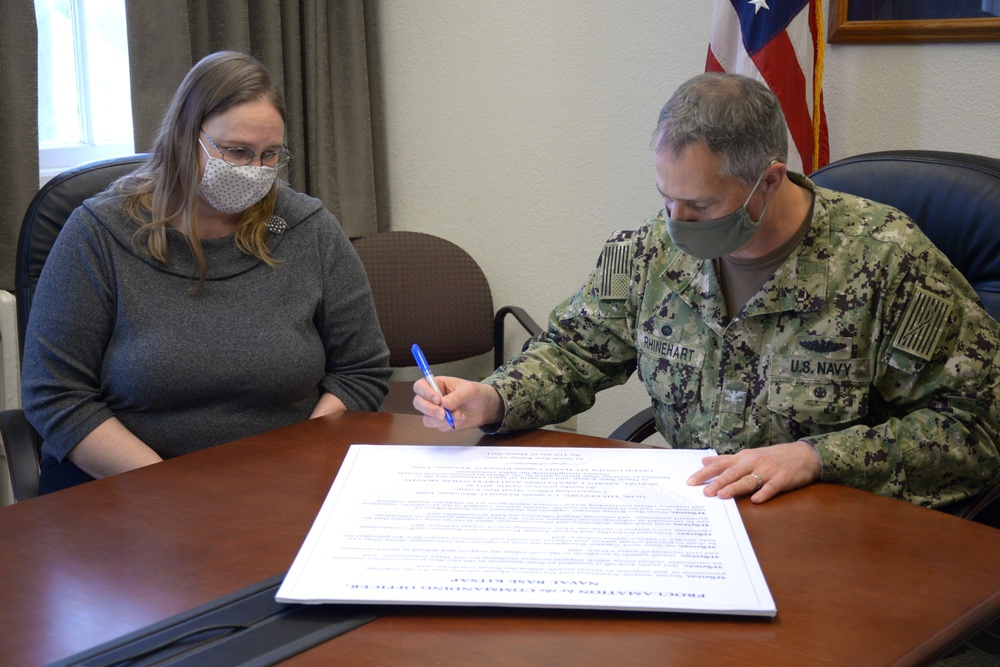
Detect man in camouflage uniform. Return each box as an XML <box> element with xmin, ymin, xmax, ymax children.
<box><xmin>414</xmin><ymin>72</ymin><xmax>1000</xmax><ymax>508</ymax></box>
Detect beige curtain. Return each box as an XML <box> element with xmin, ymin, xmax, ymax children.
<box><xmin>124</xmin><ymin>0</ymin><xmax>388</xmax><ymax>237</ymax></box>
<box><xmin>0</xmin><ymin>5</ymin><xmax>39</xmax><ymax>291</ymax></box>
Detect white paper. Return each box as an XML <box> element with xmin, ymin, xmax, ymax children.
<box><xmin>277</xmin><ymin>445</ymin><xmax>776</xmax><ymax>616</ymax></box>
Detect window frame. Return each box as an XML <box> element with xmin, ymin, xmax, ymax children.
<box><xmin>36</xmin><ymin>0</ymin><xmax>134</xmax><ymax>184</ymax></box>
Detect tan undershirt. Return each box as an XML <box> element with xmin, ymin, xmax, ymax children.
<box><xmin>715</xmin><ymin>197</ymin><xmax>815</xmax><ymax>321</ymax></box>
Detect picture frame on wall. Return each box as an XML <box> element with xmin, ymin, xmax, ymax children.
<box><xmin>828</xmin><ymin>0</ymin><xmax>1000</xmax><ymax>42</ymax></box>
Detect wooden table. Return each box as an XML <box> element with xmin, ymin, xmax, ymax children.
<box><xmin>2</xmin><ymin>411</ymin><xmax>1000</xmax><ymax>666</ymax></box>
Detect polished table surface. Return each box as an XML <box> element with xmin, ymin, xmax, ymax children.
<box><xmin>3</xmin><ymin>411</ymin><xmax>1000</xmax><ymax>666</ymax></box>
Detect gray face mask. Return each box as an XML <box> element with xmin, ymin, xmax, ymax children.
<box><xmin>665</xmin><ymin>167</ymin><xmax>769</xmax><ymax>260</ymax></box>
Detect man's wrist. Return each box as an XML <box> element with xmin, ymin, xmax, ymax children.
<box><xmin>796</xmin><ymin>439</ymin><xmax>823</xmax><ymax>481</ymax></box>
<box><xmin>485</xmin><ymin>385</ymin><xmax>505</xmax><ymax>424</ymax></box>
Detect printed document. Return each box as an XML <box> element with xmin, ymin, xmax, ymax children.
<box><xmin>276</xmin><ymin>445</ymin><xmax>776</xmax><ymax>616</ymax></box>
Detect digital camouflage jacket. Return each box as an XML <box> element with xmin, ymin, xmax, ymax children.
<box><xmin>485</xmin><ymin>174</ymin><xmax>1000</xmax><ymax>507</ymax></box>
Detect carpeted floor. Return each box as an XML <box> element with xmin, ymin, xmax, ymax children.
<box><xmin>934</xmin><ymin>644</ymin><xmax>1000</xmax><ymax>666</ymax></box>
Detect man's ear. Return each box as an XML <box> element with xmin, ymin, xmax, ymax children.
<box><xmin>761</xmin><ymin>161</ymin><xmax>786</xmax><ymax>198</ymax></box>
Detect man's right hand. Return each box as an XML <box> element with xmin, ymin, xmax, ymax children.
<box><xmin>412</xmin><ymin>377</ymin><xmax>504</xmax><ymax>431</ymax></box>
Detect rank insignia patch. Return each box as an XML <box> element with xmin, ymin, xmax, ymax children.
<box><xmin>599</xmin><ymin>241</ymin><xmax>631</xmax><ymax>300</ymax></box>
<box><xmin>892</xmin><ymin>288</ymin><xmax>952</xmax><ymax>361</ymax></box>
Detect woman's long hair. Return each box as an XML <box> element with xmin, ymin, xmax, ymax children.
<box><xmin>116</xmin><ymin>51</ymin><xmax>286</xmax><ymax>288</ymax></box>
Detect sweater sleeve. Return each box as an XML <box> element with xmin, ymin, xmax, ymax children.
<box><xmin>21</xmin><ymin>209</ymin><xmax>118</xmax><ymax>463</ymax></box>
<box><xmin>312</xmin><ymin>210</ymin><xmax>391</xmax><ymax>411</ymax></box>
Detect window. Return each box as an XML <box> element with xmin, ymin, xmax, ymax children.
<box><xmin>35</xmin><ymin>0</ymin><xmax>134</xmax><ymax>184</ymax></box>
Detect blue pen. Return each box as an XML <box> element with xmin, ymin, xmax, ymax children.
<box><xmin>411</xmin><ymin>343</ymin><xmax>455</xmax><ymax>429</ymax></box>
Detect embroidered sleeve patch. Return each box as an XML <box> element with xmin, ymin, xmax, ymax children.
<box><xmin>892</xmin><ymin>288</ymin><xmax>952</xmax><ymax>361</ymax></box>
<box><xmin>599</xmin><ymin>241</ymin><xmax>631</xmax><ymax>300</ymax></box>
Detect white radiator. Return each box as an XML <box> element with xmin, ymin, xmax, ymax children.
<box><xmin>0</xmin><ymin>290</ymin><xmax>19</xmax><ymax>410</ymax></box>
<box><xmin>0</xmin><ymin>290</ymin><xmax>18</xmax><ymax>505</ymax></box>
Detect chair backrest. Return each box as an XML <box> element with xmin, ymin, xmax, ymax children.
<box><xmin>14</xmin><ymin>154</ymin><xmax>150</xmax><ymax>358</ymax></box>
<box><xmin>2</xmin><ymin>154</ymin><xmax>147</xmax><ymax>502</ymax></box>
<box><xmin>809</xmin><ymin>150</ymin><xmax>1000</xmax><ymax>321</ymax></box>
<box><xmin>352</xmin><ymin>231</ymin><xmax>495</xmax><ymax>367</ymax></box>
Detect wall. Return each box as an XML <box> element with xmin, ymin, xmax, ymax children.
<box><xmin>377</xmin><ymin>1</ymin><xmax>1000</xmax><ymax>440</ymax></box>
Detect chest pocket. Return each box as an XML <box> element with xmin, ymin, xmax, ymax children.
<box><xmin>636</xmin><ymin>330</ymin><xmax>705</xmax><ymax>407</ymax></box>
<box><xmin>768</xmin><ymin>353</ymin><xmax>871</xmax><ymax>428</ymax></box>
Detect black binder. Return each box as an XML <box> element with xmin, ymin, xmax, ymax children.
<box><xmin>48</xmin><ymin>573</ymin><xmax>378</xmax><ymax>667</ymax></box>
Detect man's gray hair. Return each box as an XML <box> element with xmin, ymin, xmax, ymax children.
<box><xmin>652</xmin><ymin>72</ymin><xmax>788</xmax><ymax>184</ymax></box>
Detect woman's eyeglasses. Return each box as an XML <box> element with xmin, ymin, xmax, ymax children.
<box><xmin>201</xmin><ymin>131</ymin><xmax>292</xmax><ymax>168</ymax></box>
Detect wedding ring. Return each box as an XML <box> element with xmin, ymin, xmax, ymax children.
<box><xmin>749</xmin><ymin>472</ymin><xmax>763</xmax><ymax>491</ymax></box>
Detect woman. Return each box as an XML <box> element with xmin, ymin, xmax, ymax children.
<box><xmin>21</xmin><ymin>51</ymin><xmax>390</xmax><ymax>493</ymax></box>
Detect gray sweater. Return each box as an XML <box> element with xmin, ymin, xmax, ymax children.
<box><xmin>22</xmin><ymin>186</ymin><xmax>390</xmax><ymax>463</ymax></box>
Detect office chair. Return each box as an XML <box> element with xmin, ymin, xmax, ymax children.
<box><xmin>0</xmin><ymin>154</ymin><xmax>149</xmax><ymax>502</ymax></box>
<box><xmin>809</xmin><ymin>150</ymin><xmax>1000</xmax><ymax>319</ymax></box>
<box><xmin>352</xmin><ymin>231</ymin><xmax>542</xmax><ymax>415</ymax></box>
<box><xmin>608</xmin><ymin>406</ymin><xmax>658</xmax><ymax>443</ymax></box>
<box><xmin>609</xmin><ymin>150</ymin><xmax>1000</xmax><ymax>524</ymax></box>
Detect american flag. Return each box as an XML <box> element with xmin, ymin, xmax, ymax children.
<box><xmin>706</xmin><ymin>0</ymin><xmax>830</xmax><ymax>174</ymax></box>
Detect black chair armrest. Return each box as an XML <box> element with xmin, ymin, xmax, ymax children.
<box><xmin>946</xmin><ymin>482</ymin><xmax>1000</xmax><ymax>529</ymax></box>
<box><xmin>608</xmin><ymin>406</ymin><xmax>658</xmax><ymax>443</ymax></box>
<box><xmin>0</xmin><ymin>409</ymin><xmax>41</xmax><ymax>502</ymax></box>
<box><xmin>493</xmin><ymin>306</ymin><xmax>542</xmax><ymax>370</ymax></box>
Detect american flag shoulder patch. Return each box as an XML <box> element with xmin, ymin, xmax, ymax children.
<box><xmin>599</xmin><ymin>241</ymin><xmax>632</xmax><ymax>300</ymax></box>
<box><xmin>892</xmin><ymin>288</ymin><xmax>952</xmax><ymax>361</ymax></box>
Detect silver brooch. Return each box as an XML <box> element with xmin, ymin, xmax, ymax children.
<box><xmin>266</xmin><ymin>216</ymin><xmax>287</xmax><ymax>235</ymax></box>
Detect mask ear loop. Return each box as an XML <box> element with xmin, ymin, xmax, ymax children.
<box><xmin>742</xmin><ymin>160</ymin><xmax>780</xmax><ymax>225</ymax></box>
<box><xmin>746</xmin><ymin>159</ymin><xmax>782</xmax><ymax>213</ymax></box>
<box><xmin>742</xmin><ymin>161</ymin><xmax>775</xmax><ymax>207</ymax></box>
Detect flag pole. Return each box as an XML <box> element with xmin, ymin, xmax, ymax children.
<box><xmin>813</xmin><ymin>0</ymin><xmax>826</xmax><ymax>173</ymax></box>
